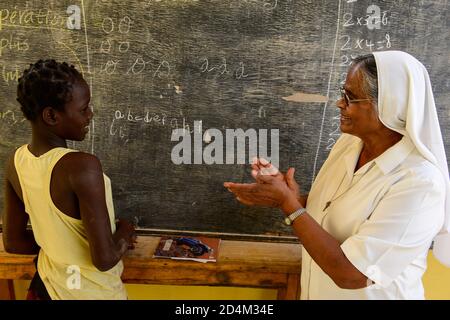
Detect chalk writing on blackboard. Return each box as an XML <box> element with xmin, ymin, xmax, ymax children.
<box><xmin>0</xmin><ymin>0</ymin><xmax>448</xmax><ymax>240</ymax></box>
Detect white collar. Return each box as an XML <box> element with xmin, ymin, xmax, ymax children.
<box><xmin>343</xmin><ymin>135</ymin><xmax>414</xmax><ymax>178</ymax></box>
<box><xmin>374</xmin><ymin>135</ymin><xmax>415</xmax><ymax>175</ymax></box>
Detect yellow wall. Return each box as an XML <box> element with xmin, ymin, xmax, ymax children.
<box><xmin>12</xmin><ymin>280</ymin><xmax>276</xmax><ymax>300</ymax></box>
<box><xmin>422</xmin><ymin>250</ymin><xmax>450</xmax><ymax>299</ymax></box>
<box><xmin>12</xmin><ymin>250</ymin><xmax>450</xmax><ymax>300</ymax></box>
<box><xmin>126</xmin><ymin>285</ymin><xmax>277</xmax><ymax>300</ymax></box>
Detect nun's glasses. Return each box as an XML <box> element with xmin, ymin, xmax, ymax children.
<box><xmin>339</xmin><ymin>86</ymin><xmax>371</xmax><ymax>106</ymax></box>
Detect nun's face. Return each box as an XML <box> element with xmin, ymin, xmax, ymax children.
<box><xmin>336</xmin><ymin>65</ymin><xmax>384</xmax><ymax>139</ymax></box>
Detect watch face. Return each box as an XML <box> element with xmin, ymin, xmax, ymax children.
<box><xmin>284</xmin><ymin>217</ymin><xmax>292</xmax><ymax>226</ymax></box>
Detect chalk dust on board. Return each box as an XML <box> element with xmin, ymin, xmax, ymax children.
<box><xmin>282</xmin><ymin>92</ymin><xmax>328</xmax><ymax>103</ymax></box>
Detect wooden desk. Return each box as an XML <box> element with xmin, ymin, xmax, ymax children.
<box><xmin>0</xmin><ymin>235</ymin><xmax>301</xmax><ymax>300</ymax></box>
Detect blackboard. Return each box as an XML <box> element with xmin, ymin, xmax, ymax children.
<box><xmin>0</xmin><ymin>0</ymin><xmax>449</xmax><ymax>241</ymax></box>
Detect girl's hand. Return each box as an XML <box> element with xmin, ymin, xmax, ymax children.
<box><xmin>115</xmin><ymin>219</ymin><xmax>137</xmax><ymax>250</ymax></box>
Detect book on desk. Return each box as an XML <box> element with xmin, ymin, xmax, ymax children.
<box><xmin>153</xmin><ymin>236</ymin><xmax>220</xmax><ymax>263</ymax></box>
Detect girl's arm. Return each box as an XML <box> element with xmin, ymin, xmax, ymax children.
<box><xmin>67</xmin><ymin>152</ymin><xmax>136</xmax><ymax>272</ymax></box>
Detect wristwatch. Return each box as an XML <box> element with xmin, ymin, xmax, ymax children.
<box><xmin>284</xmin><ymin>207</ymin><xmax>307</xmax><ymax>226</ymax></box>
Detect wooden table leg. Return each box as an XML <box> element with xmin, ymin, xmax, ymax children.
<box><xmin>277</xmin><ymin>274</ymin><xmax>300</xmax><ymax>300</ymax></box>
<box><xmin>0</xmin><ymin>280</ymin><xmax>15</xmax><ymax>300</ymax></box>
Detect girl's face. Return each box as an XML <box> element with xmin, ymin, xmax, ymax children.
<box><xmin>58</xmin><ymin>79</ymin><xmax>93</xmax><ymax>141</ymax></box>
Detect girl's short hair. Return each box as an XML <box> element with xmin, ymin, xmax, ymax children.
<box><xmin>17</xmin><ymin>59</ymin><xmax>84</xmax><ymax>121</ymax></box>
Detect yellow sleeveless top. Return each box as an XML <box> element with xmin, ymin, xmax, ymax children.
<box><xmin>14</xmin><ymin>145</ymin><xmax>127</xmax><ymax>300</ymax></box>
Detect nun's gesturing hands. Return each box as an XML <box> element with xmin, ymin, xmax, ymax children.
<box><xmin>224</xmin><ymin>158</ymin><xmax>301</xmax><ymax>213</ymax></box>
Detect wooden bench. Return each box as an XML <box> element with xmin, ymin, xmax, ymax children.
<box><xmin>0</xmin><ymin>235</ymin><xmax>301</xmax><ymax>300</ymax></box>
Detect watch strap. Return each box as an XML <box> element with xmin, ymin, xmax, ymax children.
<box><xmin>284</xmin><ymin>207</ymin><xmax>306</xmax><ymax>225</ymax></box>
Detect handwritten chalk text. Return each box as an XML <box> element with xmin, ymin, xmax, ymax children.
<box><xmin>0</xmin><ymin>33</ymin><xmax>29</xmax><ymax>56</ymax></box>
<box><xmin>0</xmin><ymin>7</ymin><xmax>67</xmax><ymax>31</ymax></box>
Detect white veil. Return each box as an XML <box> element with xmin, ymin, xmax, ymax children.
<box><xmin>373</xmin><ymin>50</ymin><xmax>450</xmax><ymax>266</ymax></box>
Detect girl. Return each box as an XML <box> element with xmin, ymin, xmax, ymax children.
<box><xmin>2</xmin><ymin>59</ymin><xmax>136</xmax><ymax>300</ymax></box>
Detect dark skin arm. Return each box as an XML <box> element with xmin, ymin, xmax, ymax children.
<box><xmin>67</xmin><ymin>152</ymin><xmax>136</xmax><ymax>271</ymax></box>
<box><xmin>3</xmin><ymin>149</ymin><xmax>136</xmax><ymax>271</ymax></box>
<box><xmin>224</xmin><ymin>164</ymin><xmax>368</xmax><ymax>290</ymax></box>
<box><xmin>2</xmin><ymin>152</ymin><xmax>39</xmax><ymax>254</ymax></box>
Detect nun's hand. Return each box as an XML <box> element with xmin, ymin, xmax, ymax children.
<box><xmin>250</xmin><ymin>157</ymin><xmax>283</xmax><ymax>182</ymax></box>
<box><xmin>224</xmin><ymin>169</ymin><xmax>298</xmax><ymax>211</ymax></box>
